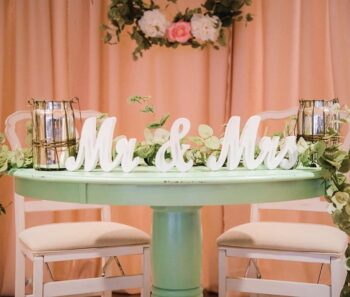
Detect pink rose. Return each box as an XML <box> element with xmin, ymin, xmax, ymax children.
<box><xmin>167</xmin><ymin>21</ymin><xmax>192</xmax><ymax>43</ymax></box>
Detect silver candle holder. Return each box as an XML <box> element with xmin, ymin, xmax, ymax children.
<box><xmin>29</xmin><ymin>98</ymin><xmax>80</xmax><ymax>170</ymax></box>
<box><xmin>297</xmin><ymin>98</ymin><xmax>340</xmax><ymax>142</ymax></box>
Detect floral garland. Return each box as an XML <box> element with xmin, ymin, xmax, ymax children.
<box><xmin>102</xmin><ymin>0</ymin><xmax>253</xmax><ymax>60</ymax></box>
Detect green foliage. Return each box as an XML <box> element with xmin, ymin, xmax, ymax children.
<box><xmin>185</xmin><ymin>124</ymin><xmax>221</xmax><ymax>165</ymax></box>
<box><xmin>105</xmin><ymin>0</ymin><xmax>159</xmax><ymax>42</ymax></box>
<box><xmin>128</xmin><ymin>95</ymin><xmax>151</xmax><ymax>104</ymax></box>
<box><xmin>102</xmin><ymin>0</ymin><xmax>253</xmax><ymax>59</ymax></box>
<box><xmin>203</xmin><ymin>0</ymin><xmax>253</xmax><ymax>27</ymax></box>
<box><xmin>296</xmin><ymin>117</ymin><xmax>350</xmax><ymax>293</ymax></box>
<box><xmin>0</xmin><ymin>130</ymin><xmax>33</xmax><ymax>215</ymax></box>
<box><xmin>147</xmin><ymin>114</ymin><xmax>170</xmax><ymax>129</ymax></box>
<box><xmin>128</xmin><ymin>94</ymin><xmax>170</xmax><ymax>129</ymax></box>
<box><xmin>141</xmin><ymin>105</ymin><xmax>155</xmax><ymax>113</ymax></box>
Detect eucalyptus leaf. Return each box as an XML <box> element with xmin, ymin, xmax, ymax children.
<box><xmin>0</xmin><ymin>159</ymin><xmax>8</xmax><ymax>173</ymax></box>
<box><xmin>159</xmin><ymin>114</ymin><xmax>170</xmax><ymax>126</ymax></box>
<box><xmin>320</xmin><ymin>168</ymin><xmax>332</xmax><ymax>179</ymax></box>
<box><xmin>128</xmin><ymin>95</ymin><xmax>151</xmax><ymax>104</ymax></box>
<box><xmin>204</xmin><ymin>136</ymin><xmax>220</xmax><ymax>150</ymax></box>
<box><xmin>314</xmin><ymin>141</ymin><xmax>326</xmax><ymax>156</ymax></box>
<box><xmin>148</xmin><ymin>114</ymin><xmax>170</xmax><ymax>129</ymax></box>
<box><xmin>147</xmin><ymin>122</ymin><xmax>162</xmax><ymax>129</ymax></box>
<box><xmin>340</xmin><ymin>158</ymin><xmax>350</xmax><ymax>173</ymax></box>
<box><xmin>141</xmin><ymin>105</ymin><xmax>155</xmax><ymax>113</ymax></box>
<box><xmin>135</xmin><ymin>145</ymin><xmax>152</xmax><ymax>158</ymax></box>
<box><xmin>188</xmin><ymin>136</ymin><xmax>203</xmax><ymax>145</ymax></box>
<box><xmin>198</xmin><ymin>124</ymin><xmax>213</xmax><ymax>139</ymax></box>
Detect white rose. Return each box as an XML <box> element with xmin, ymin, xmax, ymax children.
<box><xmin>331</xmin><ymin>191</ymin><xmax>350</xmax><ymax>210</ymax></box>
<box><xmin>190</xmin><ymin>14</ymin><xmax>222</xmax><ymax>42</ymax></box>
<box><xmin>138</xmin><ymin>9</ymin><xmax>169</xmax><ymax>38</ymax></box>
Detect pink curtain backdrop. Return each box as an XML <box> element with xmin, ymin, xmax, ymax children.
<box><xmin>1</xmin><ymin>0</ymin><xmax>350</xmax><ymax>295</ymax></box>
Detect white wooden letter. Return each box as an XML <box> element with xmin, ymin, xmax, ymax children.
<box><xmin>155</xmin><ymin>118</ymin><xmax>193</xmax><ymax>172</ymax></box>
<box><xmin>65</xmin><ymin>117</ymin><xmax>139</xmax><ymax>172</ymax></box>
<box><xmin>264</xmin><ymin>136</ymin><xmax>298</xmax><ymax>169</ymax></box>
<box><xmin>206</xmin><ymin>115</ymin><xmax>298</xmax><ymax>171</ymax></box>
<box><xmin>207</xmin><ymin>115</ymin><xmax>266</xmax><ymax>170</ymax></box>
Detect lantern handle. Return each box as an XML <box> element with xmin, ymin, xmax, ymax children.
<box><xmin>70</xmin><ymin>97</ymin><xmax>82</xmax><ymax>132</ymax></box>
<box><xmin>28</xmin><ymin>98</ymin><xmax>36</xmax><ymax>106</ymax></box>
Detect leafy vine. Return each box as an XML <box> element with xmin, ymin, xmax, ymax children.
<box><xmin>102</xmin><ymin>0</ymin><xmax>253</xmax><ymax>59</ymax></box>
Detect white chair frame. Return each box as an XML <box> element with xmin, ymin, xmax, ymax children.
<box><xmin>6</xmin><ymin>110</ymin><xmax>151</xmax><ymax>297</ymax></box>
<box><xmin>218</xmin><ymin>107</ymin><xmax>348</xmax><ymax>297</ymax></box>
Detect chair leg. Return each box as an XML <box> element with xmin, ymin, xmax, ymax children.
<box><xmin>246</xmin><ymin>259</ymin><xmax>260</xmax><ymax>297</ymax></box>
<box><xmin>33</xmin><ymin>257</ymin><xmax>44</xmax><ymax>297</ymax></box>
<box><xmin>141</xmin><ymin>246</ymin><xmax>151</xmax><ymax>297</ymax></box>
<box><xmin>101</xmin><ymin>256</ymin><xmax>113</xmax><ymax>297</ymax></box>
<box><xmin>331</xmin><ymin>256</ymin><xmax>347</xmax><ymax>297</ymax></box>
<box><xmin>15</xmin><ymin>246</ymin><xmax>26</xmax><ymax>297</ymax></box>
<box><xmin>218</xmin><ymin>249</ymin><xmax>227</xmax><ymax>297</ymax></box>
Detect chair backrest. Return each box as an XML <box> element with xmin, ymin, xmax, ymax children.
<box><xmin>5</xmin><ymin>109</ymin><xmax>99</xmax><ymax>150</ymax></box>
<box><xmin>250</xmin><ymin>106</ymin><xmax>349</xmax><ymax>222</ymax></box>
<box><xmin>5</xmin><ymin>109</ymin><xmax>112</xmax><ymax>236</ymax></box>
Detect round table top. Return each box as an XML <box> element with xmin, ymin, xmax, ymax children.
<box><xmin>11</xmin><ymin>167</ymin><xmax>325</xmax><ymax>206</ymax></box>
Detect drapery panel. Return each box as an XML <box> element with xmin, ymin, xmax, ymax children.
<box><xmin>0</xmin><ymin>0</ymin><xmax>349</xmax><ymax>295</ymax></box>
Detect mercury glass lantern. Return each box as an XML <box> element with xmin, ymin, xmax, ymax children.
<box><xmin>297</xmin><ymin>98</ymin><xmax>340</xmax><ymax>142</ymax></box>
<box><xmin>29</xmin><ymin>98</ymin><xmax>80</xmax><ymax>170</ymax></box>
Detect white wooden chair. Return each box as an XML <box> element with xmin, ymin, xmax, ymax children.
<box><xmin>217</xmin><ymin>107</ymin><xmax>349</xmax><ymax>297</ymax></box>
<box><xmin>5</xmin><ymin>110</ymin><xmax>151</xmax><ymax>297</ymax></box>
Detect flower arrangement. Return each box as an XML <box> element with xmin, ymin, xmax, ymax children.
<box><xmin>102</xmin><ymin>0</ymin><xmax>253</xmax><ymax>60</ymax></box>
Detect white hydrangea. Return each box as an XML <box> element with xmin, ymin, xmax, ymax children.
<box><xmin>190</xmin><ymin>14</ymin><xmax>222</xmax><ymax>42</ymax></box>
<box><xmin>138</xmin><ymin>9</ymin><xmax>169</xmax><ymax>38</ymax></box>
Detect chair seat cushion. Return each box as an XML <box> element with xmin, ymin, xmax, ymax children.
<box><xmin>19</xmin><ymin>221</ymin><xmax>150</xmax><ymax>254</ymax></box>
<box><xmin>217</xmin><ymin>222</ymin><xmax>348</xmax><ymax>254</ymax></box>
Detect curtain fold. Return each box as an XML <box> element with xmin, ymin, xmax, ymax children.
<box><xmin>1</xmin><ymin>0</ymin><xmax>350</xmax><ymax>295</ymax></box>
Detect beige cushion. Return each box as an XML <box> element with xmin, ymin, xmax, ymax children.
<box><xmin>217</xmin><ymin>222</ymin><xmax>348</xmax><ymax>254</ymax></box>
<box><xmin>19</xmin><ymin>222</ymin><xmax>150</xmax><ymax>254</ymax></box>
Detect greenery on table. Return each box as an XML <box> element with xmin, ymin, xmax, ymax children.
<box><xmin>0</xmin><ymin>122</ymin><xmax>33</xmax><ymax>214</ymax></box>
<box><xmin>102</xmin><ymin>0</ymin><xmax>253</xmax><ymax>60</ymax></box>
<box><xmin>295</xmin><ymin>117</ymin><xmax>350</xmax><ymax>295</ymax></box>
<box><xmin>1</xmin><ymin>99</ymin><xmax>350</xmax><ymax>294</ymax></box>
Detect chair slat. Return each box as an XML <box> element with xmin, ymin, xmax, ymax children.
<box><xmin>256</xmin><ymin>198</ymin><xmax>329</xmax><ymax>212</ymax></box>
<box><xmin>24</xmin><ymin>200</ymin><xmax>104</xmax><ymax>213</ymax></box>
<box><xmin>226</xmin><ymin>278</ymin><xmax>330</xmax><ymax>297</ymax></box>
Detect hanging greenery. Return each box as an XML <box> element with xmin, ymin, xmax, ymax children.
<box><xmin>102</xmin><ymin>0</ymin><xmax>253</xmax><ymax>60</ymax></box>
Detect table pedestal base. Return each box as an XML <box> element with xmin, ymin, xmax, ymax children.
<box><xmin>151</xmin><ymin>206</ymin><xmax>203</xmax><ymax>297</ymax></box>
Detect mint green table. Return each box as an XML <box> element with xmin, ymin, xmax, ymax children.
<box><xmin>12</xmin><ymin>167</ymin><xmax>324</xmax><ymax>297</ymax></box>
